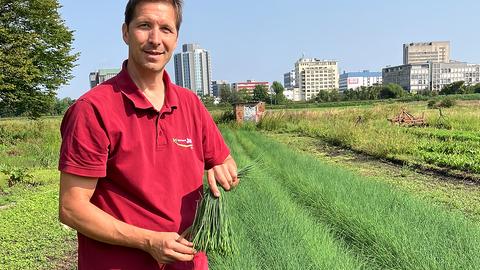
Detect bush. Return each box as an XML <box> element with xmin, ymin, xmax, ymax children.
<box><xmin>427</xmin><ymin>100</ymin><xmax>437</xmax><ymax>109</ymax></box>
<box><xmin>438</xmin><ymin>97</ymin><xmax>456</xmax><ymax>108</ymax></box>
<box><xmin>216</xmin><ymin>110</ymin><xmax>236</xmax><ymax>124</ymax></box>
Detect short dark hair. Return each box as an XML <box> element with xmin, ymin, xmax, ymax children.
<box><xmin>124</xmin><ymin>0</ymin><xmax>183</xmax><ymax>31</ymax></box>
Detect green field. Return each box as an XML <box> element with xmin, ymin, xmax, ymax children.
<box><xmin>2</xmin><ymin>100</ymin><xmax>480</xmax><ymax>269</ymax></box>
<box><xmin>258</xmin><ymin>100</ymin><xmax>480</xmax><ymax>177</ymax></box>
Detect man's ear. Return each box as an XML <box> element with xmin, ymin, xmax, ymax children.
<box><xmin>122</xmin><ymin>23</ymin><xmax>129</xmax><ymax>45</ymax></box>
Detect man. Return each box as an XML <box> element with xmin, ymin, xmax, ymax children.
<box><xmin>58</xmin><ymin>0</ymin><xmax>238</xmax><ymax>269</ymax></box>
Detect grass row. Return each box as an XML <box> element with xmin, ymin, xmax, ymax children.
<box><xmin>208</xmin><ymin>128</ymin><xmax>366</xmax><ymax>269</ymax></box>
<box><xmin>225</xmin><ymin>127</ymin><xmax>480</xmax><ymax>269</ymax></box>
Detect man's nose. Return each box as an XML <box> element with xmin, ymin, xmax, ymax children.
<box><xmin>148</xmin><ymin>29</ymin><xmax>162</xmax><ymax>46</ymax></box>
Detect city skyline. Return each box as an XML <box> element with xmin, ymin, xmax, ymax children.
<box><xmin>57</xmin><ymin>0</ymin><xmax>480</xmax><ymax>98</ymax></box>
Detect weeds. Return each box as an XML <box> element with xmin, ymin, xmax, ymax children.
<box><xmin>0</xmin><ymin>165</ymin><xmax>34</xmax><ymax>187</ymax></box>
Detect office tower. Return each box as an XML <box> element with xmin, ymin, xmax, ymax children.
<box><xmin>174</xmin><ymin>44</ymin><xmax>212</xmax><ymax>96</ymax></box>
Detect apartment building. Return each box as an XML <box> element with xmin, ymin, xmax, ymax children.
<box><xmin>174</xmin><ymin>44</ymin><xmax>212</xmax><ymax>96</ymax></box>
<box><xmin>295</xmin><ymin>58</ymin><xmax>339</xmax><ymax>101</ymax></box>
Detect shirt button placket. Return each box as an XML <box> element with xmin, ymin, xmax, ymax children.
<box><xmin>156</xmin><ymin>112</ymin><xmax>167</xmax><ymax>150</ymax></box>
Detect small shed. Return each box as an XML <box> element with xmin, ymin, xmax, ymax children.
<box><xmin>234</xmin><ymin>102</ymin><xmax>266</xmax><ymax>124</ymax></box>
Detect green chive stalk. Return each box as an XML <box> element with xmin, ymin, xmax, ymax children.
<box><xmin>189</xmin><ymin>161</ymin><xmax>259</xmax><ymax>255</ymax></box>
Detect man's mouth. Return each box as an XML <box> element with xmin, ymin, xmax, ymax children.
<box><xmin>144</xmin><ymin>50</ymin><xmax>165</xmax><ymax>55</ymax></box>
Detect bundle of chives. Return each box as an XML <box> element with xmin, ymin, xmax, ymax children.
<box><xmin>189</xmin><ymin>161</ymin><xmax>258</xmax><ymax>255</ymax></box>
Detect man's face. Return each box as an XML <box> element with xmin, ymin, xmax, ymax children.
<box><xmin>122</xmin><ymin>1</ymin><xmax>178</xmax><ymax>73</ymax></box>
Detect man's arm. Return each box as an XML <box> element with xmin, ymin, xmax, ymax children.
<box><xmin>59</xmin><ymin>172</ymin><xmax>196</xmax><ymax>264</ymax></box>
<box><xmin>207</xmin><ymin>155</ymin><xmax>238</xmax><ymax>197</ymax></box>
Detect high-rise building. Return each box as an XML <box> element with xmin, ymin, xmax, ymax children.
<box><xmin>339</xmin><ymin>70</ymin><xmax>382</xmax><ymax>92</ymax></box>
<box><xmin>89</xmin><ymin>68</ymin><xmax>121</xmax><ymax>88</ymax></box>
<box><xmin>295</xmin><ymin>58</ymin><xmax>339</xmax><ymax>101</ymax></box>
<box><xmin>174</xmin><ymin>44</ymin><xmax>212</xmax><ymax>96</ymax></box>
<box><xmin>284</xmin><ymin>70</ymin><xmax>296</xmax><ymax>88</ymax></box>
<box><xmin>403</xmin><ymin>41</ymin><xmax>450</xmax><ymax>65</ymax></box>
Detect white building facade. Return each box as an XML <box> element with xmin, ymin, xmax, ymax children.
<box><xmin>339</xmin><ymin>70</ymin><xmax>382</xmax><ymax>91</ymax></box>
<box><xmin>283</xmin><ymin>87</ymin><xmax>302</xmax><ymax>101</ymax></box>
<box><xmin>295</xmin><ymin>58</ymin><xmax>339</xmax><ymax>101</ymax></box>
<box><xmin>383</xmin><ymin>62</ymin><xmax>480</xmax><ymax>93</ymax></box>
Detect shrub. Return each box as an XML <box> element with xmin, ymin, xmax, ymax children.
<box><xmin>427</xmin><ymin>100</ymin><xmax>437</xmax><ymax>109</ymax></box>
<box><xmin>216</xmin><ymin>110</ymin><xmax>236</xmax><ymax>124</ymax></box>
<box><xmin>438</xmin><ymin>97</ymin><xmax>456</xmax><ymax>108</ymax></box>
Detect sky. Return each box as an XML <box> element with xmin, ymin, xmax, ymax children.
<box><xmin>57</xmin><ymin>0</ymin><xmax>480</xmax><ymax>98</ymax></box>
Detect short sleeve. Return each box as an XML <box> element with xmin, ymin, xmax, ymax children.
<box><xmin>200</xmin><ymin>103</ymin><xmax>230</xmax><ymax>170</ymax></box>
<box><xmin>58</xmin><ymin>99</ymin><xmax>110</xmax><ymax>178</ymax></box>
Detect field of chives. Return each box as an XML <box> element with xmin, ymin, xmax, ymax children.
<box><xmin>1</xmin><ymin>98</ymin><xmax>480</xmax><ymax>269</ymax></box>
<box><xmin>207</xmin><ymin>128</ymin><xmax>480</xmax><ymax>269</ymax></box>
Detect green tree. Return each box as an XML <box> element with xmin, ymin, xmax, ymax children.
<box><xmin>219</xmin><ymin>84</ymin><xmax>233</xmax><ymax>104</ymax></box>
<box><xmin>236</xmin><ymin>89</ymin><xmax>252</xmax><ymax>103</ymax></box>
<box><xmin>0</xmin><ymin>0</ymin><xmax>78</xmax><ymax>118</ymax></box>
<box><xmin>271</xmin><ymin>81</ymin><xmax>286</xmax><ymax>104</ymax></box>
<box><xmin>329</xmin><ymin>89</ymin><xmax>341</xmax><ymax>102</ymax></box>
<box><xmin>314</xmin><ymin>90</ymin><xmax>330</xmax><ymax>102</ymax></box>
<box><xmin>200</xmin><ymin>95</ymin><xmax>215</xmax><ymax>107</ymax></box>
<box><xmin>252</xmin><ymin>85</ymin><xmax>269</xmax><ymax>102</ymax></box>
<box><xmin>52</xmin><ymin>97</ymin><xmax>75</xmax><ymax>115</ymax></box>
<box><xmin>440</xmin><ymin>81</ymin><xmax>465</xmax><ymax>95</ymax></box>
<box><xmin>343</xmin><ymin>88</ymin><xmax>358</xmax><ymax>100</ymax></box>
<box><xmin>472</xmin><ymin>83</ymin><xmax>480</xmax><ymax>93</ymax></box>
<box><xmin>379</xmin><ymin>83</ymin><xmax>406</xmax><ymax>99</ymax></box>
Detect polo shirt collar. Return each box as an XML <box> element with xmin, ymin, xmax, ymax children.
<box><xmin>116</xmin><ymin>60</ymin><xmax>179</xmax><ymax>112</ymax></box>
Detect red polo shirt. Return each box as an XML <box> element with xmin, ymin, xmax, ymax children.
<box><xmin>59</xmin><ymin>61</ymin><xmax>229</xmax><ymax>270</ymax></box>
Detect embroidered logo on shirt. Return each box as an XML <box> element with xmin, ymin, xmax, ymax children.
<box><xmin>173</xmin><ymin>138</ymin><xmax>193</xmax><ymax>149</ymax></box>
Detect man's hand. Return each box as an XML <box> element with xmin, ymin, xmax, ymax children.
<box><xmin>207</xmin><ymin>155</ymin><xmax>238</xmax><ymax>197</ymax></box>
<box><xmin>144</xmin><ymin>232</ymin><xmax>196</xmax><ymax>264</ymax></box>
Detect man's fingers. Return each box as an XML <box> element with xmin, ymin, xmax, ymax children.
<box><xmin>176</xmin><ymin>234</ymin><xmax>193</xmax><ymax>247</ymax></box>
<box><xmin>221</xmin><ymin>166</ymin><xmax>233</xmax><ymax>187</ymax></box>
<box><xmin>167</xmin><ymin>250</ymin><xmax>195</xmax><ymax>262</ymax></box>
<box><xmin>169</xmin><ymin>240</ymin><xmax>196</xmax><ymax>256</ymax></box>
<box><xmin>212</xmin><ymin>167</ymin><xmax>231</xmax><ymax>192</ymax></box>
<box><xmin>227</xmin><ymin>164</ymin><xmax>239</xmax><ymax>187</ymax></box>
<box><xmin>163</xmin><ymin>242</ymin><xmax>195</xmax><ymax>262</ymax></box>
<box><xmin>207</xmin><ymin>169</ymin><xmax>221</xmax><ymax>197</ymax></box>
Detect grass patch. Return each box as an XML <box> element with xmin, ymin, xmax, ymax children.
<box><xmin>0</xmin><ymin>169</ymin><xmax>76</xmax><ymax>270</ymax></box>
